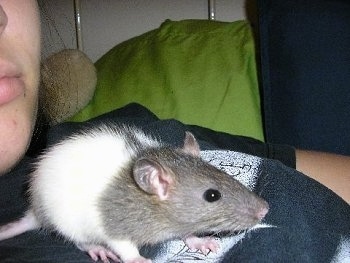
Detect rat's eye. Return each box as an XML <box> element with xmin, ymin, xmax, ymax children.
<box><xmin>203</xmin><ymin>189</ymin><xmax>222</xmax><ymax>202</ymax></box>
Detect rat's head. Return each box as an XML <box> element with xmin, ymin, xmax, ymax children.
<box><xmin>132</xmin><ymin>132</ymin><xmax>269</xmax><ymax>236</ymax></box>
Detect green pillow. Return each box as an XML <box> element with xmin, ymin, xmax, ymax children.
<box><xmin>70</xmin><ymin>19</ymin><xmax>264</xmax><ymax>141</ymax></box>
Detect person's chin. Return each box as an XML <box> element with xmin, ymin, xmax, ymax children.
<box><xmin>0</xmin><ymin>111</ymin><xmax>33</xmax><ymax>176</ymax></box>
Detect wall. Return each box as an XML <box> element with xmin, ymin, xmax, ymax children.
<box><xmin>39</xmin><ymin>0</ymin><xmax>255</xmax><ymax>62</ymax></box>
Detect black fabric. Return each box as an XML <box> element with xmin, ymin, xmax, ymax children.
<box><xmin>0</xmin><ymin>157</ymin><xmax>32</xmax><ymax>225</ymax></box>
<box><xmin>0</xmin><ymin>104</ymin><xmax>348</xmax><ymax>262</ymax></box>
<box><xmin>258</xmin><ymin>0</ymin><xmax>350</xmax><ymax>155</ymax></box>
<box><xmin>222</xmin><ymin>160</ymin><xmax>349</xmax><ymax>262</ymax></box>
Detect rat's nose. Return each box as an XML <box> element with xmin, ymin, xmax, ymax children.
<box><xmin>0</xmin><ymin>5</ymin><xmax>8</xmax><ymax>36</ymax></box>
<box><xmin>255</xmin><ymin>200</ymin><xmax>269</xmax><ymax>221</ymax></box>
<box><xmin>256</xmin><ymin>206</ymin><xmax>269</xmax><ymax>220</ymax></box>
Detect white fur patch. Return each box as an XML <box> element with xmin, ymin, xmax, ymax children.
<box><xmin>31</xmin><ymin>129</ymin><xmax>137</xmax><ymax>242</ymax></box>
<box><xmin>331</xmin><ymin>236</ymin><xmax>350</xmax><ymax>263</ymax></box>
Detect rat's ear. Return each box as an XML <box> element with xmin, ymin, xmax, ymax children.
<box><xmin>133</xmin><ymin>158</ymin><xmax>173</xmax><ymax>200</ymax></box>
<box><xmin>182</xmin><ymin>131</ymin><xmax>200</xmax><ymax>156</ymax></box>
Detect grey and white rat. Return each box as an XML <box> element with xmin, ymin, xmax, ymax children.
<box><xmin>0</xmin><ymin>124</ymin><xmax>269</xmax><ymax>263</ymax></box>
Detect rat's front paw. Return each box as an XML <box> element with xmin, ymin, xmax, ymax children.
<box><xmin>78</xmin><ymin>243</ymin><xmax>121</xmax><ymax>263</ymax></box>
<box><xmin>88</xmin><ymin>247</ymin><xmax>120</xmax><ymax>263</ymax></box>
<box><xmin>184</xmin><ymin>236</ymin><xmax>220</xmax><ymax>255</ymax></box>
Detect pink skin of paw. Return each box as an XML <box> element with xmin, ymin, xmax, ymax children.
<box><xmin>82</xmin><ymin>244</ymin><xmax>152</xmax><ymax>263</ymax></box>
<box><xmin>87</xmin><ymin>246</ymin><xmax>121</xmax><ymax>263</ymax></box>
<box><xmin>184</xmin><ymin>236</ymin><xmax>220</xmax><ymax>255</ymax></box>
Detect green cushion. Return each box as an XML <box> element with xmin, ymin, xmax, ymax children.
<box><xmin>70</xmin><ymin>19</ymin><xmax>264</xmax><ymax>141</ymax></box>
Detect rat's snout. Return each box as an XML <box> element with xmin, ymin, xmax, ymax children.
<box><xmin>240</xmin><ymin>198</ymin><xmax>269</xmax><ymax>226</ymax></box>
<box><xmin>249</xmin><ymin>198</ymin><xmax>269</xmax><ymax>222</ymax></box>
<box><xmin>255</xmin><ymin>201</ymin><xmax>269</xmax><ymax>221</ymax></box>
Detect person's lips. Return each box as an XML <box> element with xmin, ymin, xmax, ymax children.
<box><xmin>0</xmin><ymin>76</ymin><xmax>25</xmax><ymax>106</ymax></box>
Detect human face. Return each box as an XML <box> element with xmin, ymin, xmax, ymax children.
<box><xmin>0</xmin><ymin>0</ymin><xmax>41</xmax><ymax>175</ymax></box>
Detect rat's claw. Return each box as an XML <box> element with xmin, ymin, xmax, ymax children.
<box><xmin>79</xmin><ymin>243</ymin><xmax>120</xmax><ymax>263</ymax></box>
<box><xmin>87</xmin><ymin>250</ymin><xmax>99</xmax><ymax>262</ymax></box>
<box><xmin>105</xmin><ymin>250</ymin><xmax>121</xmax><ymax>262</ymax></box>
<box><xmin>98</xmin><ymin>250</ymin><xmax>109</xmax><ymax>263</ymax></box>
<box><xmin>205</xmin><ymin>238</ymin><xmax>220</xmax><ymax>253</ymax></box>
<box><xmin>184</xmin><ymin>236</ymin><xmax>220</xmax><ymax>255</ymax></box>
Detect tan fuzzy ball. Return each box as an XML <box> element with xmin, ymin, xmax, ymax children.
<box><xmin>40</xmin><ymin>49</ymin><xmax>97</xmax><ymax>125</ymax></box>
